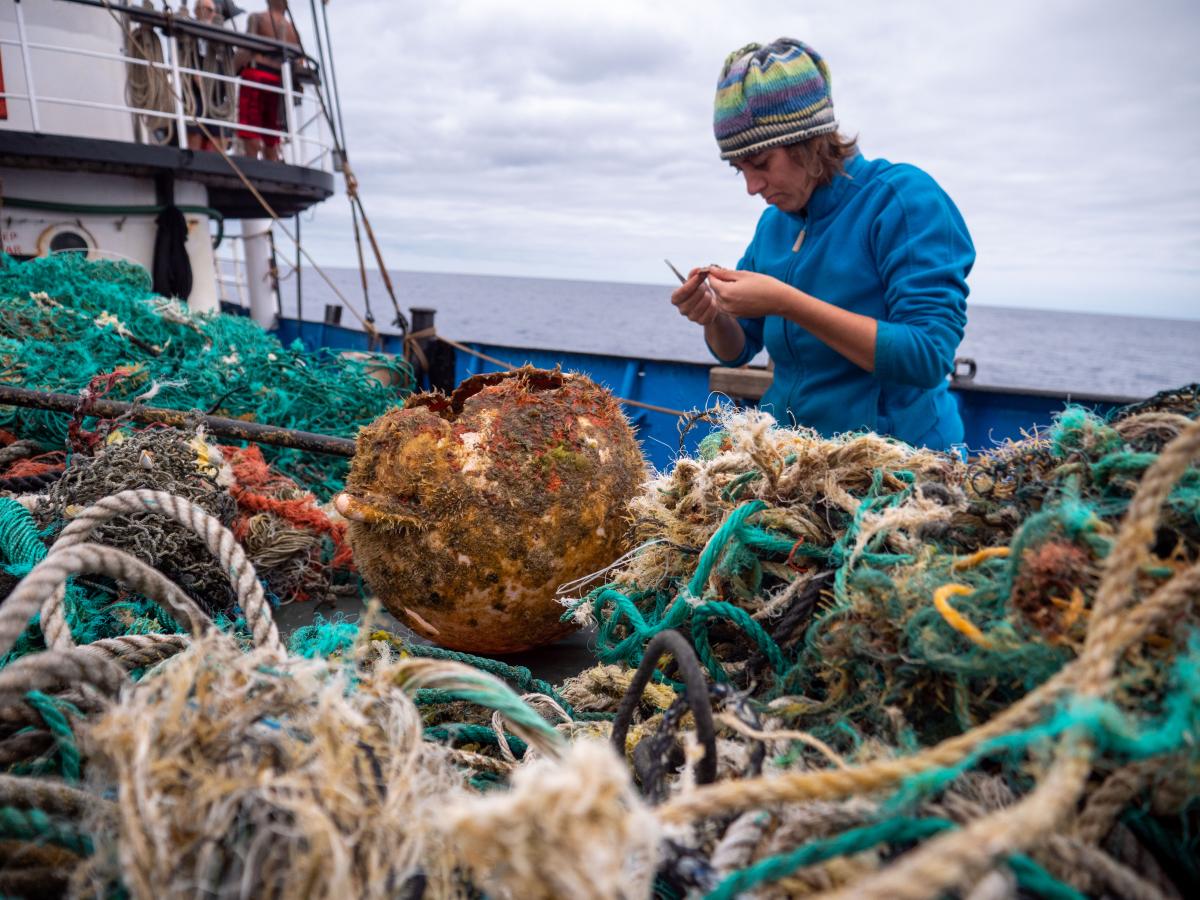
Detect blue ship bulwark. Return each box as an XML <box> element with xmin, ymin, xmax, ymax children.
<box><xmin>275</xmin><ymin>317</ymin><xmax>1126</xmax><ymax>472</ymax></box>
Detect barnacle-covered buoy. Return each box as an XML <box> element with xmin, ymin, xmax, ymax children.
<box><xmin>337</xmin><ymin>367</ymin><xmax>644</xmax><ymax>653</ymax></box>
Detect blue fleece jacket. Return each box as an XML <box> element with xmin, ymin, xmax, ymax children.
<box><xmin>713</xmin><ymin>153</ymin><xmax>974</xmax><ymax>450</ymax></box>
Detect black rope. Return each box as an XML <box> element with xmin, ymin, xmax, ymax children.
<box><xmin>0</xmin><ymin>471</ymin><xmax>64</xmax><ymax>492</ymax></box>
<box><xmin>610</xmin><ymin>630</ymin><xmax>717</xmax><ymax>788</ymax></box>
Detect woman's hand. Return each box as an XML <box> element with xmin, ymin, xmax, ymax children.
<box><xmin>670</xmin><ymin>267</ymin><xmax>722</xmax><ymax>325</ymax></box>
<box><xmin>706</xmin><ymin>267</ymin><xmax>787</xmax><ymax>318</ymax></box>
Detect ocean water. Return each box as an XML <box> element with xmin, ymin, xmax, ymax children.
<box><xmin>281</xmin><ymin>267</ymin><xmax>1200</xmax><ymax>401</ymax></box>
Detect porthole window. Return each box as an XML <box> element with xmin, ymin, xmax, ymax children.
<box><xmin>49</xmin><ymin>230</ymin><xmax>89</xmax><ymax>253</ymax></box>
<box><xmin>37</xmin><ymin>222</ymin><xmax>97</xmax><ymax>259</ymax></box>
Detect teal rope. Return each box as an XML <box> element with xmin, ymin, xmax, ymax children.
<box><xmin>1007</xmin><ymin>854</ymin><xmax>1087</xmax><ymax>900</ymax></box>
<box><xmin>0</xmin><ymin>498</ymin><xmax>86</xmax><ymax>663</ymax></box>
<box><xmin>567</xmin><ymin>501</ymin><xmax>768</xmax><ymax>670</ymax></box>
<box><xmin>690</xmin><ymin>601</ymin><xmax>788</xmax><ymax>683</ymax></box>
<box><xmin>0</xmin><ymin>807</ymin><xmax>93</xmax><ymax>857</ymax></box>
<box><xmin>0</xmin><ymin>497</ymin><xmax>48</xmax><ymax>573</ymax></box>
<box><xmin>705</xmin><ymin>817</ymin><xmax>1084</xmax><ymax>900</ymax></box>
<box><xmin>23</xmin><ymin>691</ymin><xmax>82</xmax><ymax>782</ymax></box>
<box><xmin>403</xmin><ymin>643</ymin><xmax>612</xmax><ymax>720</ymax></box>
<box><xmin>423</xmin><ymin>723</ymin><xmax>529</xmax><ymax>757</ymax></box>
<box><xmin>687</xmin><ymin>500</ymin><xmax>766</xmax><ymax>599</ymax></box>
<box><xmin>410</xmin><ymin>684</ymin><xmax>561</xmax><ymax>746</ymax></box>
<box><xmin>705</xmin><ymin>817</ymin><xmax>953</xmax><ymax>899</ymax></box>
<box><xmin>564</xmin><ymin>491</ymin><xmax>914</xmax><ymax>683</ymax></box>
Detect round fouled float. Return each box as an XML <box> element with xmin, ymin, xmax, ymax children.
<box><xmin>336</xmin><ymin>367</ymin><xmax>645</xmax><ymax>654</ymax></box>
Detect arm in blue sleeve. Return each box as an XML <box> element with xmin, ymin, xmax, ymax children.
<box><xmin>708</xmin><ymin>315</ymin><xmax>764</xmax><ymax>367</ymax></box>
<box><xmin>708</xmin><ymin>233</ymin><xmax>767</xmax><ymax>367</ymax></box>
<box><xmin>871</xmin><ymin>170</ymin><xmax>975</xmax><ymax>389</ymax></box>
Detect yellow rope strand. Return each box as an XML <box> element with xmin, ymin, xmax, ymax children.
<box><xmin>932</xmin><ymin>583</ymin><xmax>993</xmax><ymax>649</ymax></box>
<box><xmin>951</xmin><ymin>546</ymin><xmax>1011</xmax><ymax>570</ymax></box>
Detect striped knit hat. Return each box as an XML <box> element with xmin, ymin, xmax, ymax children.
<box><xmin>714</xmin><ymin>39</ymin><xmax>837</xmax><ymax>161</ymax></box>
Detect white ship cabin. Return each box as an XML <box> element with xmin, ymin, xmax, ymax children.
<box><xmin>0</xmin><ymin>0</ymin><xmax>338</xmax><ymax>320</ymax></box>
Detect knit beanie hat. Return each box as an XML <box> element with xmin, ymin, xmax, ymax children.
<box><xmin>713</xmin><ymin>38</ymin><xmax>837</xmax><ymax>160</ymax></box>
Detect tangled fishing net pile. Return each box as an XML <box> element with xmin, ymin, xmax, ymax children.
<box><xmin>554</xmin><ymin>392</ymin><xmax>1200</xmax><ymax>898</ymax></box>
<box><xmin>0</xmin><ymin>252</ymin><xmax>413</xmax><ymax>495</ymax></box>
<box><xmin>3</xmin><ymin>389</ymin><xmax>1197</xmax><ymax>898</ymax></box>
<box><xmin>2</xmin><ymin>257</ymin><xmax>1199</xmax><ymax>898</ymax></box>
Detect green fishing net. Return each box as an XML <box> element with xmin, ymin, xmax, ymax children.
<box><xmin>0</xmin><ymin>252</ymin><xmax>413</xmax><ymax>497</ymax></box>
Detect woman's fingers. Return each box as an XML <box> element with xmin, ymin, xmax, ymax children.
<box><xmin>671</xmin><ymin>266</ymin><xmax>729</xmax><ymax>324</ymax></box>
<box><xmin>675</xmin><ymin>284</ymin><xmax>719</xmax><ymax>324</ymax></box>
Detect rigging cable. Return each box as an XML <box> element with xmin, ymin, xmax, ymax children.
<box><xmin>295</xmin><ymin>213</ymin><xmax>302</xmax><ymax>323</ymax></box>
<box><xmin>296</xmin><ymin>0</ymin><xmax>378</xmax><ymax>328</ymax></box>
<box><xmin>286</xmin><ymin>2</ymin><xmax>400</xmax><ymax>333</ymax></box>
<box><xmin>316</xmin><ymin>0</ymin><xmax>351</xmax><ymax>159</ymax></box>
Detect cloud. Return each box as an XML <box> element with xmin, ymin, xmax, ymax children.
<box><xmin>284</xmin><ymin>0</ymin><xmax>1200</xmax><ymax>318</ymax></box>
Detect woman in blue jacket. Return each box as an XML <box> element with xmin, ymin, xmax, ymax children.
<box><xmin>672</xmin><ymin>38</ymin><xmax>975</xmax><ymax>450</ymax></box>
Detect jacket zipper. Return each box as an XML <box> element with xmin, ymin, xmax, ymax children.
<box><xmin>780</xmin><ymin>214</ymin><xmax>809</xmax><ymax>367</ymax></box>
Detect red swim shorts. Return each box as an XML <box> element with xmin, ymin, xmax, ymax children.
<box><xmin>237</xmin><ymin>67</ymin><xmax>282</xmax><ymax>146</ymax></box>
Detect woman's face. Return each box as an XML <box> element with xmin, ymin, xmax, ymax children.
<box><xmin>730</xmin><ymin>146</ymin><xmax>817</xmax><ymax>213</ymax></box>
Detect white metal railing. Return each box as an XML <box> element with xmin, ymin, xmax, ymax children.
<box><xmin>0</xmin><ymin>4</ymin><xmax>334</xmax><ymax>172</ymax></box>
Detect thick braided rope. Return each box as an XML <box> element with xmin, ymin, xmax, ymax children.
<box><xmin>0</xmin><ymin>439</ymin><xmax>40</xmax><ymax>467</ymax></box>
<box><xmin>46</xmin><ymin>489</ymin><xmax>281</xmax><ymax>652</ymax></box>
<box><xmin>25</xmin><ymin>691</ymin><xmax>82</xmax><ymax>781</ymax></box>
<box><xmin>83</xmin><ymin>634</ymin><xmax>190</xmax><ymax>670</ymax></box>
<box><xmin>40</xmin><ymin>584</ymin><xmax>74</xmax><ymax>653</ymax></box>
<box><xmin>0</xmin><ymin>648</ymin><xmax>126</xmax><ymax>708</ymax></box>
<box><xmin>0</xmin><ymin>773</ymin><xmax>114</xmax><ymax>822</ymax></box>
<box><xmin>817</xmin><ymin>749</ymin><xmax>1091</xmax><ymax>900</ymax></box>
<box><xmin>810</xmin><ymin>420</ymin><xmax>1200</xmax><ymax>899</ymax></box>
<box><xmin>660</xmin><ymin>418</ymin><xmax>1200</xmax><ymax>829</ymax></box>
<box><xmin>0</xmin><ymin>543</ymin><xmax>214</xmax><ymax>660</ymax></box>
<box><xmin>1073</xmin><ymin>761</ymin><xmax>1155</xmax><ymax>845</ymax></box>
<box><xmin>1043</xmin><ymin>833</ymin><xmax>1173</xmax><ymax>900</ymax></box>
<box><xmin>0</xmin><ymin>692</ymin><xmax>83</xmax><ymax>730</ymax></box>
<box><xmin>0</xmin><ymin>805</ymin><xmax>93</xmax><ymax>857</ymax></box>
<box><xmin>1089</xmin><ymin>416</ymin><xmax>1200</xmax><ymax>632</ymax></box>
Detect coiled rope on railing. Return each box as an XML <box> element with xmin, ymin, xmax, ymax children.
<box><xmin>177</xmin><ymin>29</ymin><xmax>236</xmax><ymax>128</ymax></box>
<box><xmin>123</xmin><ymin>17</ymin><xmax>175</xmax><ymax>144</ymax></box>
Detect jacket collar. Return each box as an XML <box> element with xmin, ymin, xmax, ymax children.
<box><xmin>789</xmin><ymin>152</ymin><xmax>865</xmax><ymax>224</ymax></box>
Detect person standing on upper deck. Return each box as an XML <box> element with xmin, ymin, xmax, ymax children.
<box><xmin>186</xmin><ymin>0</ymin><xmax>221</xmax><ymax>152</ymax></box>
<box><xmin>234</xmin><ymin>0</ymin><xmax>300</xmax><ymax>160</ymax></box>
<box><xmin>670</xmin><ymin>38</ymin><xmax>975</xmax><ymax>450</ymax></box>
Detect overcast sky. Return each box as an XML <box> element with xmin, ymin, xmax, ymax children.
<box><xmin>289</xmin><ymin>0</ymin><xmax>1200</xmax><ymax>319</ymax></box>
